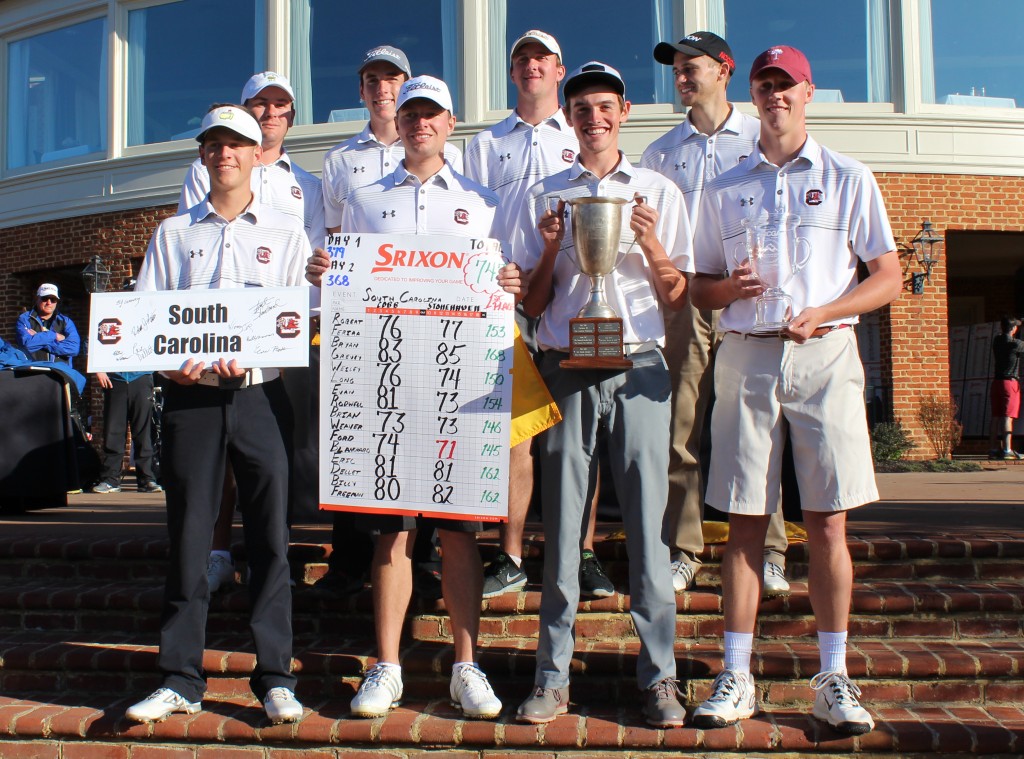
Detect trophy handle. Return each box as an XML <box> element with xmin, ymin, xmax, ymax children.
<box><xmin>793</xmin><ymin>238</ymin><xmax>811</xmax><ymax>274</ymax></box>
<box><xmin>731</xmin><ymin>241</ymin><xmax>751</xmax><ymax>271</ymax></box>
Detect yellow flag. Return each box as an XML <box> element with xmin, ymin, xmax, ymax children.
<box><xmin>510</xmin><ymin>324</ymin><xmax>562</xmax><ymax>447</ymax></box>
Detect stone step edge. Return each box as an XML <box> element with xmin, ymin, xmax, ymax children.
<box><xmin>2</xmin><ymin>532</ymin><xmax>1023</xmax><ymax>562</ymax></box>
<box><xmin>2</xmin><ymin>636</ymin><xmax>1021</xmax><ymax>681</ymax></box>
<box><xmin>0</xmin><ymin>694</ymin><xmax>1021</xmax><ymax>755</ymax></box>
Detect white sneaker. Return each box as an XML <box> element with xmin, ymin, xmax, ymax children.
<box><xmin>263</xmin><ymin>686</ymin><xmax>303</xmax><ymax>724</ymax></box>
<box><xmin>450</xmin><ymin>664</ymin><xmax>502</xmax><ymax>719</ymax></box>
<box><xmin>125</xmin><ymin>688</ymin><xmax>201</xmax><ymax>723</ymax></box>
<box><xmin>811</xmin><ymin>671</ymin><xmax>875</xmax><ymax>735</ymax></box>
<box><xmin>350</xmin><ymin>663</ymin><xmax>403</xmax><ymax>718</ymax></box>
<box><xmin>207</xmin><ymin>553</ymin><xmax>235</xmax><ymax>594</ymax></box>
<box><xmin>691</xmin><ymin>670</ymin><xmax>757</xmax><ymax>729</ymax></box>
<box><xmin>669</xmin><ymin>554</ymin><xmax>697</xmax><ymax>593</ymax></box>
<box><xmin>762</xmin><ymin>560</ymin><xmax>791</xmax><ymax>597</ymax></box>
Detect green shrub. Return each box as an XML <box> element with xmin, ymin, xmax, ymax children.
<box><xmin>871</xmin><ymin>420</ymin><xmax>915</xmax><ymax>462</ymax></box>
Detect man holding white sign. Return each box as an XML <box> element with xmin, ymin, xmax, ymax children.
<box><xmin>307</xmin><ymin>76</ymin><xmax>522</xmax><ymax>721</ymax></box>
<box><xmin>125</xmin><ymin>105</ymin><xmax>310</xmax><ymax>726</ymax></box>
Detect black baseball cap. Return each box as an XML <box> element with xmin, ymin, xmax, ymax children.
<box><xmin>653</xmin><ymin>31</ymin><xmax>736</xmax><ymax>74</ymax></box>
<box><xmin>562</xmin><ymin>61</ymin><xmax>626</xmax><ymax>101</ymax></box>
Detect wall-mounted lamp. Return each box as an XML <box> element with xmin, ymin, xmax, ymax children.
<box><xmin>81</xmin><ymin>255</ymin><xmax>111</xmax><ymax>294</ymax></box>
<box><xmin>901</xmin><ymin>220</ymin><xmax>943</xmax><ymax>295</ymax></box>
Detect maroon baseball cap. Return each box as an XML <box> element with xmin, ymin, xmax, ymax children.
<box><xmin>749</xmin><ymin>45</ymin><xmax>813</xmax><ymax>85</ymax></box>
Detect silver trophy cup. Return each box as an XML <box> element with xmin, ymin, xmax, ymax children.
<box><xmin>568</xmin><ymin>196</ymin><xmax>628</xmax><ymax>318</ymax></box>
<box><xmin>560</xmin><ymin>196</ymin><xmax>632</xmax><ymax>369</ymax></box>
<box><xmin>733</xmin><ymin>212</ymin><xmax>810</xmax><ymax>332</ymax></box>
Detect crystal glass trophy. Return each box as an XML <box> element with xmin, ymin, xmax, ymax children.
<box><xmin>733</xmin><ymin>212</ymin><xmax>810</xmax><ymax>333</ymax></box>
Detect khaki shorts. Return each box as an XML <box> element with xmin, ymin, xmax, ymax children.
<box><xmin>706</xmin><ymin>329</ymin><xmax>878</xmax><ymax>516</ymax></box>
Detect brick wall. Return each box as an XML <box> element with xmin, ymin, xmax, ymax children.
<box><xmin>0</xmin><ymin>204</ymin><xmax>176</xmax><ymax>464</ymax></box>
<box><xmin>877</xmin><ymin>173</ymin><xmax>1024</xmax><ymax>458</ymax></box>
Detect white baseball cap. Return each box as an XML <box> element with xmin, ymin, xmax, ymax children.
<box><xmin>396</xmin><ymin>75</ymin><xmax>454</xmax><ymax>113</ymax></box>
<box><xmin>510</xmin><ymin>30</ymin><xmax>562</xmax><ymax>63</ymax></box>
<box><xmin>37</xmin><ymin>283</ymin><xmax>60</xmax><ymax>300</ymax></box>
<box><xmin>195</xmin><ymin>106</ymin><xmax>263</xmax><ymax>145</ymax></box>
<box><xmin>241</xmin><ymin>71</ymin><xmax>295</xmax><ymax>103</ymax></box>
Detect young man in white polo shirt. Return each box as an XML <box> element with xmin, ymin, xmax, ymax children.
<box><xmin>307</xmin><ymin>76</ymin><xmax>522</xmax><ymax>721</ymax></box>
<box><xmin>689</xmin><ymin>46</ymin><xmax>901</xmax><ymax>735</ymax></box>
<box><xmin>315</xmin><ymin>45</ymin><xmax>462</xmax><ymax>600</ymax></box>
<box><xmin>177</xmin><ymin>72</ymin><xmax>326</xmax><ymax>595</ymax></box>
<box><xmin>179</xmin><ymin>72</ymin><xmax>325</xmax><ymax>247</ymax></box>
<box><xmin>642</xmin><ymin>32</ymin><xmax>791</xmax><ymax>597</ymax></box>
<box><xmin>511</xmin><ymin>62</ymin><xmax>691</xmax><ymax>728</ymax></box>
<box><xmin>126</xmin><ymin>105</ymin><xmax>310</xmax><ymax>726</ymax></box>
<box><xmin>464</xmin><ymin>30</ymin><xmax>611</xmax><ymax>599</ymax></box>
<box><xmin>321</xmin><ymin>45</ymin><xmax>463</xmax><ymax>233</ymax></box>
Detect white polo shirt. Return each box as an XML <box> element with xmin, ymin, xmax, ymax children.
<box><xmin>641</xmin><ymin>106</ymin><xmax>759</xmax><ymax>228</ymax></box>
<box><xmin>513</xmin><ymin>153</ymin><xmax>693</xmax><ymax>352</ymax></box>
<box><xmin>464</xmin><ymin>109</ymin><xmax>579</xmax><ymax>242</ymax></box>
<box><xmin>694</xmin><ymin>135</ymin><xmax>896</xmax><ymax>334</ymax></box>
<box><xmin>177</xmin><ymin>151</ymin><xmax>326</xmax><ymax>249</ymax></box>
<box><xmin>322</xmin><ymin>123</ymin><xmax>465</xmax><ymax>229</ymax></box>
<box><xmin>138</xmin><ymin>197</ymin><xmax>311</xmax><ymax>292</ymax></box>
<box><xmin>342</xmin><ymin>161</ymin><xmax>497</xmax><ymax>237</ymax></box>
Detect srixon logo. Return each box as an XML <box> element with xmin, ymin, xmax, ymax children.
<box><xmin>371</xmin><ymin>243</ymin><xmax>467</xmax><ymax>273</ymax></box>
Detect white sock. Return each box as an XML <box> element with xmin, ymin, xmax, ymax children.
<box><xmin>723</xmin><ymin>631</ymin><xmax>754</xmax><ymax>674</ymax></box>
<box><xmin>210</xmin><ymin>550</ymin><xmax>232</xmax><ymax>562</ymax></box>
<box><xmin>818</xmin><ymin>630</ymin><xmax>848</xmax><ymax>673</ymax></box>
<box><xmin>507</xmin><ymin>554</ymin><xmax>522</xmax><ymax>567</ymax></box>
<box><xmin>376</xmin><ymin>661</ymin><xmax>401</xmax><ymax>671</ymax></box>
<box><xmin>452</xmin><ymin>661</ymin><xmax>479</xmax><ymax>673</ymax></box>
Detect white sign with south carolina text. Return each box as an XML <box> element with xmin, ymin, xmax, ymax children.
<box><xmin>87</xmin><ymin>287</ymin><xmax>310</xmax><ymax>372</ymax></box>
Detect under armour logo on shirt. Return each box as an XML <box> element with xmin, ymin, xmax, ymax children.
<box><xmin>498</xmin><ymin>153</ymin><xmax>512</xmax><ymax>162</ymax></box>
<box><xmin>189</xmin><ymin>249</ymin><xmax>204</xmax><ymax>258</ymax></box>
<box><xmin>353</xmin><ymin>166</ymin><xmax>366</xmax><ymax>174</ymax></box>
<box><xmin>740</xmin><ymin>197</ymin><xmax>755</xmax><ymax>206</ymax></box>
<box><xmin>382</xmin><ymin>210</ymin><xmax>396</xmax><ymax>219</ymax></box>
<box><xmin>675</xmin><ymin>162</ymin><xmax>687</xmax><ymax>171</ymax></box>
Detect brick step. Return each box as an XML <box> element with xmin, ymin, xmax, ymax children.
<box><xmin>2</xmin><ymin>632</ymin><xmax>1021</xmax><ymax>705</ymax></box>
<box><xmin>1</xmin><ymin>692</ymin><xmax>1022</xmax><ymax>756</ymax></box>
<box><xmin>2</xmin><ymin>576</ymin><xmax>1021</xmax><ymax>639</ymax></box>
<box><xmin>2</xmin><ymin>532</ymin><xmax>1023</xmax><ymax>583</ymax></box>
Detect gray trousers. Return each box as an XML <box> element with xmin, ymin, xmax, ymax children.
<box><xmin>534</xmin><ymin>349</ymin><xmax>677</xmax><ymax>690</ymax></box>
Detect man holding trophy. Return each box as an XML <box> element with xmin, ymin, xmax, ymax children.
<box><xmin>689</xmin><ymin>46</ymin><xmax>901</xmax><ymax>734</ymax></box>
<box><xmin>511</xmin><ymin>62</ymin><xmax>692</xmax><ymax>727</ymax></box>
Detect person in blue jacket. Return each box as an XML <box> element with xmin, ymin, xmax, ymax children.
<box><xmin>15</xmin><ymin>284</ymin><xmax>80</xmax><ymax>365</ymax></box>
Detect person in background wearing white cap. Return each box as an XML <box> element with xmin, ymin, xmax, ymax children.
<box><xmin>642</xmin><ymin>32</ymin><xmax>791</xmax><ymax>598</ymax></box>
<box><xmin>689</xmin><ymin>46</ymin><xmax>900</xmax><ymax>734</ymax></box>
<box><xmin>125</xmin><ymin>104</ymin><xmax>310</xmax><ymax>726</ymax></box>
<box><xmin>15</xmin><ymin>283</ymin><xmax>80</xmax><ymax>366</ymax></box>
<box><xmin>465</xmin><ymin>30</ymin><xmax>610</xmax><ymax>600</ymax></box>
<box><xmin>511</xmin><ymin>62</ymin><xmax>691</xmax><ymax>728</ymax></box>
<box><xmin>307</xmin><ymin>75</ymin><xmax>522</xmax><ymax>722</ymax></box>
<box><xmin>177</xmin><ymin>72</ymin><xmax>326</xmax><ymax>596</ymax></box>
<box><xmin>179</xmin><ymin>72</ymin><xmax>325</xmax><ymax>247</ymax></box>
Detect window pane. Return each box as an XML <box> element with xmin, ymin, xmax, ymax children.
<box><xmin>7</xmin><ymin>18</ymin><xmax>107</xmax><ymax>170</ymax></box>
<box><xmin>922</xmin><ymin>0</ymin><xmax>1024</xmax><ymax>108</ymax></box>
<box><xmin>491</xmin><ymin>0</ymin><xmax>675</xmax><ymax>109</ymax></box>
<box><xmin>723</xmin><ymin>0</ymin><xmax>891</xmax><ymax>104</ymax></box>
<box><xmin>291</xmin><ymin>0</ymin><xmax>457</xmax><ymax>124</ymax></box>
<box><xmin>127</xmin><ymin>0</ymin><xmax>265</xmax><ymax>146</ymax></box>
